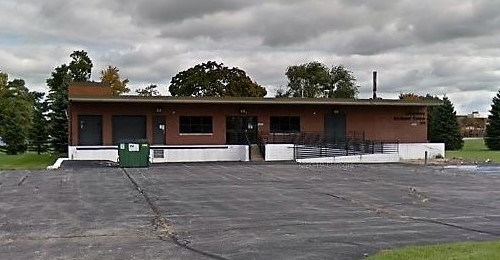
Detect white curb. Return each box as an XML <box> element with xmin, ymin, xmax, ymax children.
<box><xmin>46</xmin><ymin>158</ymin><xmax>69</xmax><ymax>170</ymax></box>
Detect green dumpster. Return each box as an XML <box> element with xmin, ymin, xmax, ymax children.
<box><xmin>118</xmin><ymin>141</ymin><xmax>150</xmax><ymax>168</ymax></box>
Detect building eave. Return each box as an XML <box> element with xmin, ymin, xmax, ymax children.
<box><xmin>69</xmin><ymin>96</ymin><xmax>440</xmax><ymax>107</ymax></box>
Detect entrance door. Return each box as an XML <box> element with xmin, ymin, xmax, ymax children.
<box><xmin>226</xmin><ymin>116</ymin><xmax>257</xmax><ymax>144</ymax></box>
<box><xmin>324</xmin><ymin>113</ymin><xmax>346</xmax><ymax>142</ymax></box>
<box><xmin>78</xmin><ymin>115</ymin><xmax>102</xmax><ymax>145</ymax></box>
<box><xmin>153</xmin><ymin>116</ymin><xmax>166</xmax><ymax>145</ymax></box>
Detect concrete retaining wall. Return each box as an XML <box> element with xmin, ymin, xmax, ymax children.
<box><xmin>150</xmin><ymin>145</ymin><xmax>248</xmax><ymax>163</ymax></box>
<box><xmin>69</xmin><ymin>146</ymin><xmax>118</xmax><ymax>162</ymax></box>
<box><xmin>265</xmin><ymin>144</ymin><xmax>295</xmax><ymax>161</ymax></box>
<box><xmin>398</xmin><ymin>143</ymin><xmax>445</xmax><ymax>160</ymax></box>
<box><xmin>69</xmin><ymin>145</ymin><xmax>249</xmax><ymax>163</ymax></box>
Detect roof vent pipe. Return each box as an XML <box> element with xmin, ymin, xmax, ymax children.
<box><xmin>372</xmin><ymin>71</ymin><xmax>377</xmax><ymax>99</ymax></box>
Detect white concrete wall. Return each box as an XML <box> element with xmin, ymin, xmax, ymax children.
<box><xmin>69</xmin><ymin>143</ymin><xmax>445</xmax><ymax>163</ymax></box>
<box><xmin>265</xmin><ymin>144</ymin><xmax>295</xmax><ymax>161</ymax></box>
<box><xmin>69</xmin><ymin>145</ymin><xmax>249</xmax><ymax>163</ymax></box>
<box><xmin>150</xmin><ymin>145</ymin><xmax>248</xmax><ymax>163</ymax></box>
<box><xmin>69</xmin><ymin>146</ymin><xmax>119</xmax><ymax>162</ymax></box>
<box><xmin>398</xmin><ymin>143</ymin><xmax>445</xmax><ymax>160</ymax></box>
<box><xmin>297</xmin><ymin>153</ymin><xmax>400</xmax><ymax>164</ymax></box>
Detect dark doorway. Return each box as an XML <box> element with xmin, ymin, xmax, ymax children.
<box><xmin>78</xmin><ymin>115</ymin><xmax>102</xmax><ymax>145</ymax></box>
<box><xmin>324</xmin><ymin>113</ymin><xmax>346</xmax><ymax>142</ymax></box>
<box><xmin>226</xmin><ymin>116</ymin><xmax>257</xmax><ymax>144</ymax></box>
<box><xmin>112</xmin><ymin>116</ymin><xmax>146</xmax><ymax>144</ymax></box>
<box><xmin>153</xmin><ymin>116</ymin><xmax>166</xmax><ymax>145</ymax></box>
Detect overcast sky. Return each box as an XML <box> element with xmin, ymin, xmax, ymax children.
<box><xmin>1</xmin><ymin>0</ymin><xmax>500</xmax><ymax>114</ymax></box>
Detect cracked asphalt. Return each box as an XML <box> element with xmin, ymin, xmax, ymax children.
<box><xmin>1</xmin><ymin>162</ymin><xmax>500</xmax><ymax>259</ymax></box>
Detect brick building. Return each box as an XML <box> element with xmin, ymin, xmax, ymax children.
<box><xmin>68</xmin><ymin>83</ymin><xmax>442</xmax><ymax>163</ymax></box>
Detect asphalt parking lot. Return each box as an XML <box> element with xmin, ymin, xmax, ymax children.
<box><xmin>1</xmin><ymin>162</ymin><xmax>500</xmax><ymax>259</ymax></box>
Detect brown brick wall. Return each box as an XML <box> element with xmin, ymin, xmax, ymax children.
<box><xmin>70</xmin><ymin>102</ymin><xmax>428</xmax><ymax>146</ymax></box>
<box><xmin>68</xmin><ymin>83</ymin><xmax>112</xmax><ymax>97</ymax></box>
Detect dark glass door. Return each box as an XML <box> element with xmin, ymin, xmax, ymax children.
<box><xmin>226</xmin><ymin>116</ymin><xmax>257</xmax><ymax>144</ymax></box>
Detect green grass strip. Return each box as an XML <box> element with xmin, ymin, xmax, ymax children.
<box><xmin>368</xmin><ymin>241</ymin><xmax>500</xmax><ymax>260</ymax></box>
<box><xmin>447</xmin><ymin>138</ymin><xmax>500</xmax><ymax>163</ymax></box>
<box><xmin>0</xmin><ymin>152</ymin><xmax>59</xmax><ymax>170</ymax></box>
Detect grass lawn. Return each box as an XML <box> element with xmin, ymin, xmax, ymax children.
<box><xmin>447</xmin><ymin>138</ymin><xmax>500</xmax><ymax>163</ymax></box>
<box><xmin>368</xmin><ymin>241</ymin><xmax>500</xmax><ymax>260</ymax></box>
<box><xmin>0</xmin><ymin>152</ymin><xmax>59</xmax><ymax>170</ymax></box>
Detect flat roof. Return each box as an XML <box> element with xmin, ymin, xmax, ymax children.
<box><xmin>69</xmin><ymin>96</ymin><xmax>440</xmax><ymax>106</ymax></box>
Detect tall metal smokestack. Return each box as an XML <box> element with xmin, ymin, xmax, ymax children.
<box><xmin>372</xmin><ymin>71</ymin><xmax>377</xmax><ymax>99</ymax></box>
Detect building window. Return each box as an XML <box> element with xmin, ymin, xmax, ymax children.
<box><xmin>270</xmin><ymin>116</ymin><xmax>300</xmax><ymax>133</ymax></box>
<box><xmin>179</xmin><ymin>116</ymin><xmax>213</xmax><ymax>134</ymax></box>
<box><xmin>112</xmin><ymin>116</ymin><xmax>146</xmax><ymax>144</ymax></box>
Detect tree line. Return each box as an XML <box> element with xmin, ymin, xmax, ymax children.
<box><xmin>0</xmin><ymin>50</ymin><xmax>128</xmax><ymax>155</ymax></box>
<box><xmin>1</xmin><ymin>50</ymin><xmax>500</xmax><ymax>155</ymax></box>
<box><xmin>0</xmin><ymin>51</ymin><xmax>361</xmax><ymax>155</ymax></box>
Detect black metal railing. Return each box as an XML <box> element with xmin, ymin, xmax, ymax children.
<box><xmin>257</xmin><ymin>131</ymin><xmax>399</xmax><ymax>160</ymax></box>
<box><xmin>293</xmin><ymin>140</ymin><xmax>399</xmax><ymax>160</ymax></box>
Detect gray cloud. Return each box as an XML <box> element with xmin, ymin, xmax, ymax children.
<box><xmin>1</xmin><ymin>0</ymin><xmax>500</xmax><ymax>114</ymax></box>
<box><xmin>134</xmin><ymin>0</ymin><xmax>252</xmax><ymax>25</ymax></box>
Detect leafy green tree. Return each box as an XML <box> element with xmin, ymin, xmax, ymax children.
<box><xmin>101</xmin><ymin>66</ymin><xmax>130</xmax><ymax>95</ymax></box>
<box><xmin>281</xmin><ymin>61</ymin><xmax>359</xmax><ymax>98</ymax></box>
<box><xmin>1</xmin><ymin>99</ymin><xmax>32</xmax><ymax>154</ymax></box>
<box><xmin>0</xmin><ymin>79</ymin><xmax>33</xmax><ymax>154</ymax></box>
<box><xmin>0</xmin><ymin>70</ymin><xmax>7</xmax><ymax>92</ymax></box>
<box><xmin>69</xmin><ymin>50</ymin><xmax>93</xmax><ymax>82</ymax></box>
<box><xmin>29</xmin><ymin>91</ymin><xmax>49</xmax><ymax>154</ymax></box>
<box><xmin>169</xmin><ymin>61</ymin><xmax>266</xmax><ymax>97</ymax></box>
<box><xmin>329</xmin><ymin>65</ymin><xmax>359</xmax><ymax>98</ymax></box>
<box><xmin>485</xmin><ymin>90</ymin><xmax>500</xmax><ymax>150</ymax></box>
<box><xmin>4</xmin><ymin>79</ymin><xmax>30</xmax><ymax>98</ymax></box>
<box><xmin>47</xmin><ymin>65</ymin><xmax>72</xmax><ymax>153</ymax></box>
<box><xmin>47</xmin><ymin>50</ymin><xmax>93</xmax><ymax>153</ymax></box>
<box><xmin>285</xmin><ymin>61</ymin><xmax>331</xmax><ymax>98</ymax></box>
<box><xmin>0</xmin><ymin>71</ymin><xmax>6</xmax><ymax>138</ymax></box>
<box><xmin>428</xmin><ymin>96</ymin><xmax>463</xmax><ymax>150</ymax></box>
<box><xmin>136</xmin><ymin>84</ymin><xmax>160</xmax><ymax>96</ymax></box>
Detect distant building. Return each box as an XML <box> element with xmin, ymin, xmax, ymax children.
<box><xmin>457</xmin><ymin>111</ymin><xmax>488</xmax><ymax>138</ymax></box>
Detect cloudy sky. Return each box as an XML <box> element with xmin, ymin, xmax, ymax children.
<box><xmin>1</xmin><ymin>0</ymin><xmax>500</xmax><ymax>114</ymax></box>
